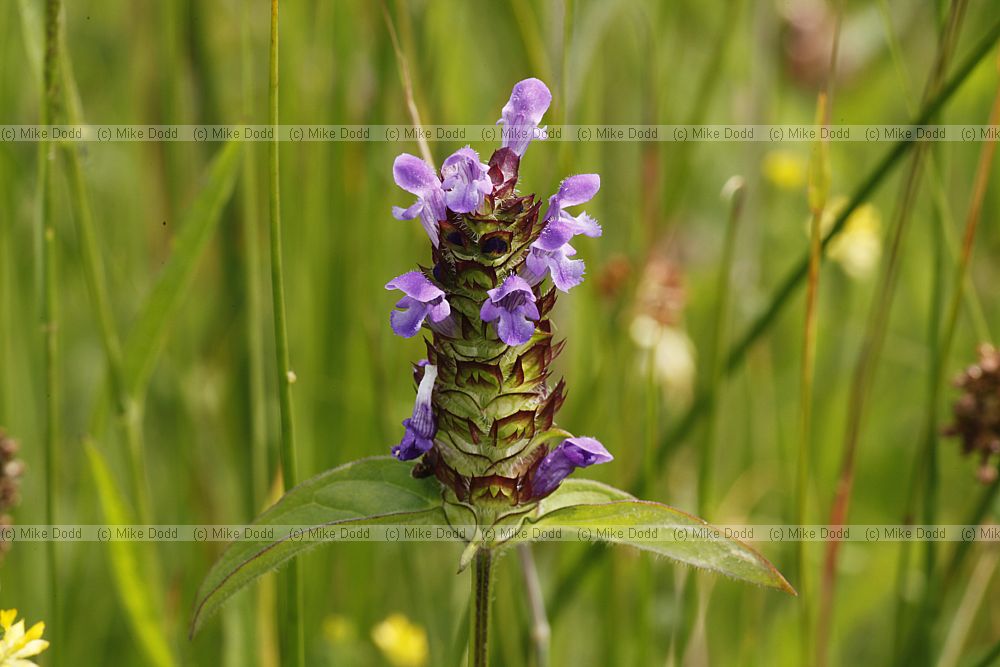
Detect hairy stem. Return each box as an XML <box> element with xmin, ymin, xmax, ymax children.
<box><xmin>268</xmin><ymin>2</ymin><xmax>303</xmax><ymax>665</ymax></box>
<box><xmin>470</xmin><ymin>549</ymin><xmax>495</xmax><ymax>667</ymax></box>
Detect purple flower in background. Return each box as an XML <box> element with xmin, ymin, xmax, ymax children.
<box><xmin>497</xmin><ymin>78</ymin><xmax>552</xmax><ymax>157</ymax></box>
<box><xmin>392</xmin><ymin>153</ymin><xmax>447</xmax><ymax>247</ymax></box>
<box><xmin>441</xmin><ymin>147</ymin><xmax>493</xmax><ymax>214</ymax></box>
<box><xmin>385</xmin><ymin>271</ymin><xmax>451</xmax><ymax>338</ymax></box>
<box><xmin>479</xmin><ymin>275</ymin><xmax>540</xmax><ymax>346</ymax></box>
<box><xmin>530</xmin><ymin>436</ymin><xmax>613</xmax><ymax>497</ymax></box>
<box><xmin>392</xmin><ymin>364</ymin><xmax>438</xmax><ymax>460</ymax></box>
<box><xmin>524</xmin><ymin>174</ymin><xmax>601</xmax><ymax>291</ymax></box>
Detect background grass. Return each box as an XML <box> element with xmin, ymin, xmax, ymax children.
<box><xmin>2</xmin><ymin>0</ymin><xmax>1000</xmax><ymax>665</ymax></box>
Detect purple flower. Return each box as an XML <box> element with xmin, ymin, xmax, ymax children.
<box><xmin>537</xmin><ymin>174</ymin><xmax>602</xmax><ymax>249</ymax></box>
<box><xmin>531</xmin><ymin>436</ymin><xmax>613</xmax><ymax>497</ymax></box>
<box><xmin>479</xmin><ymin>275</ymin><xmax>540</xmax><ymax>346</ymax></box>
<box><xmin>497</xmin><ymin>78</ymin><xmax>552</xmax><ymax>157</ymax></box>
<box><xmin>523</xmin><ymin>243</ymin><xmax>585</xmax><ymax>292</ymax></box>
<box><xmin>385</xmin><ymin>271</ymin><xmax>451</xmax><ymax>338</ymax></box>
<box><xmin>392</xmin><ymin>153</ymin><xmax>447</xmax><ymax>247</ymax></box>
<box><xmin>524</xmin><ymin>174</ymin><xmax>602</xmax><ymax>291</ymax></box>
<box><xmin>392</xmin><ymin>364</ymin><xmax>438</xmax><ymax>460</ymax></box>
<box><xmin>441</xmin><ymin>147</ymin><xmax>493</xmax><ymax>214</ymax></box>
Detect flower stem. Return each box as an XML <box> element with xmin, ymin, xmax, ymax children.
<box><xmin>470</xmin><ymin>549</ymin><xmax>495</xmax><ymax>667</ymax></box>
<box><xmin>267</xmin><ymin>1</ymin><xmax>303</xmax><ymax>665</ymax></box>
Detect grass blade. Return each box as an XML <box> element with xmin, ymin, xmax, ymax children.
<box><xmin>85</xmin><ymin>441</ymin><xmax>176</xmax><ymax>667</ymax></box>
<box><xmin>122</xmin><ymin>140</ymin><xmax>243</xmax><ymax>398</ymax></box>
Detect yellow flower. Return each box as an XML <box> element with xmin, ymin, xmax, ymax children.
<box><xmin>0</xmin><ymin>609</ymin><xmax>49</xmax><ymax>667</ymax></box>
<box><xmin>815</xmin><ymin>197</ymin><xmax>883</xmax><ymax>280</ymax></box>
<box><xmin>371</xmin><ymin>613</ymin><xmax>428</xmax><ymax>667</ymax></box>
<box><xmin>762</xmin><ymin>150</ymin><xmax>807</xmax><ymax>191</ymax></box>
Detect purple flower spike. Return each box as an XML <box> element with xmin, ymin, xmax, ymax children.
<box><xmin>531</xmin><ymin>436</ymin><xmax>613</xmax><ymax>497</ymax></box>
<box><xmin>441</xmin><ymin>146</ymin><xmax>493</xmax><ymax>214</ymax></box>
<box><xmin>385</xmin><ymin>271</ymin><xmax>451</xmax><ymax>338</ymax></box>
<box><xmin>497</xmin><ymin>78</ymin><xmax>552</xmax><ymax>157</ymax></box>
<box><xmin>392</xmin><ymin>364</ymin><xmax>438</xmax><ymax>460</ymax></box>
<box><xmin>392</xmin><ymin>153</ymin><xmax>447</xmax><ymax>247</ymax></box>
<box><xmin>479</xmin><ymin>275</ymin><xmax>540</xmax><ymax>346</ymax></box>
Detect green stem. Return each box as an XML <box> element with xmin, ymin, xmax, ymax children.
<box><xmin>40</xmin><ymin>0</ymin><xmax>61</xmax><ymax>659</ymax></box>
<box><xmin>470</xmin><ymin>549</ymin><xmax>494</xmax><ymax>667</ymax></box>
<box><xmin>53</xmin><ymin>0</ymin><xmax>154</xmax><ymax>526</ymax></box>
<box><xmin>268</xmin><ymin>2</ymin><xmax>303</xmax><ymax>665</ymax></box>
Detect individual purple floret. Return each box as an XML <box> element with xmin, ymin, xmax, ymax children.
<box><xmin>530</xmin><ymin>436</ymin><xmax>613</xmax><ymax>497</ymax></box>
<box><xmin>523</xmin><ymin>243</ymin><xmax>585</xmax><ymax>292</ymax></box>
<box><xmin>479</xmin><ymin>275</ymin><xmax>540</xmax><ymax>346</ymax></box>
<box><xmin>392</xmin><ymin>364</ymin><xmax>438</xmax><ymax>461</ymax></box>
<box><xmin>441</xmin><ymin>146</ymin><xmax>493</xmax><ymax>214</ymax></box>
<box><xmin>385</xmin><ymin>271</ymin><xmax>451</xmax><ymax>338</ymax></box>
<box><xmin>523</xmin><ymin>174</ymin><xmax>602</xmax><ymax>291</ymax></box>
<box><xmin>392</xmin><ymin>153</ymin><xmax>448</xmax><ymax>247</ymax></box>
<box><xmin>497</xmin><ymin>78</ymin><xmax>552</xmax><ymax>157</ymax></box>
<box><xmin>537</xmin><ymin>174</ymin><xmax>602</xmax><ymax>247</ymax></box>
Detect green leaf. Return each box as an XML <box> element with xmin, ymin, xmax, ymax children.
<box><xmin>525</xmin><ymin>486</ymin><xmax>795</xmax><ymax>595</ymax></box>
<box><xmin>85</xmin><ymin>442</ymin><xmax>177</xmax><ymax>667</ymax></box>
<box><xmin>123</xmin><ymin>140</ymin><xmax>242</xmax><ymax>396</ymax></box>
<box><xmin>534</xmin><ymin>478</ymin><xmax>634</xmax><ymax>514</ymax></box>
<box><xmin>190</xmin><ymin>457</ymin><xmax>447</xmax><ymax>636</ymax></box>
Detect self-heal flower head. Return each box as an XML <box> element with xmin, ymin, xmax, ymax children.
<box><xmin>530</xmin><ymin>437</ymin><xmax>613</xmax><ymax>498</ymax></box>
<box><xmin>479</xmin><ymin>275</ymin><xmax>540</xmax><ymax>346</ymax></box>
<box><xmin>441</xmin><ymin>147</ymin><xmax>492</xmax><ymax>214</ymax></box>
<box><xmin>0</xmin><ymin>608</ymin><xmax>49</xmax><ymax>667</ymax></box>
<box><xmin>392</xmin><ymin>154</ymin><xmax>447</xmax><ymax>247</ymax></box>
<box><xmin>524</xmin><ymin>174</ymin><xmax>601</xmax><ymax>291</ymax></box>
<box><xmin>392</xmin><ymin>364</ymin><xmax>438</xmax><ymax>461</ymax></box>
<box><xmin>385</xmin><ymin>271</ymin><xmax>451</xmax><ymax>338</ymax></box>
<box><xmin>497</xmin><ymin>78</ymin><xmax>552</xmax><ymax>157</ymax></box>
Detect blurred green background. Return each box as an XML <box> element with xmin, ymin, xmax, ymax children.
<box><xmin>1</xmin><ymin>0</ymin><xmax>1000</xmax><ymax>665</ymax></box>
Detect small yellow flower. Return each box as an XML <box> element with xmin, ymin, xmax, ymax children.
<box><xmin>371</xmin><ymin>613</ymin><xmax>428</xmax><ymax>667</ymax></box>
<box><xmin>814</xmin><ymin>197</ymin><xmax>883</xmax><ymax>280</ymax></box>
<box><xmin>0</xmin><ymin>609</ymin><xmax>49</xmax><ymax>667</ymax></box>
<box><xmin>762</xmin><ymin>150</ymin><xmax>807</xmax><ymax>191</ymax></box>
